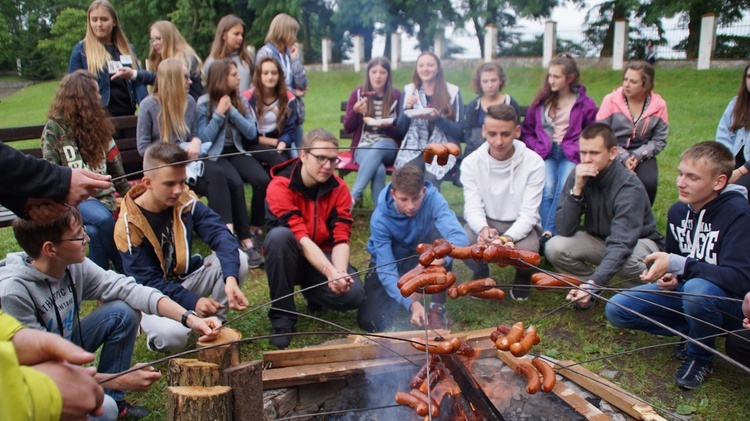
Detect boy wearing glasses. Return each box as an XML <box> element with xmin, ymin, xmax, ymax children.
<box><xmin>264</xmin><ymin>129</ymin><xmax>364</xmax><ymax>349</ymax></box>
<box><xmin>0</xmin><ymin>207</ymin><xmax>222</xmax><ymax>420</ymax></box>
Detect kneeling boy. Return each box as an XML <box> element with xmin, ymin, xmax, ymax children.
<box><xmin>605</xmin><ymin>142</ymin><xmax>750</xmax><ymax>389</ymax></box>
<box><xmin>0</xmin><ymin>208</ymin><xmax>221</xmax><ymax>420</ymax></box>
<box><xmin>358</xmin><ymin>165</ymin><xmax>468</xmax><ymax>332</ymax></box>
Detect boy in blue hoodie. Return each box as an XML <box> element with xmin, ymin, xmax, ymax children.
<box><xmin>605</xmin><ymin>141</ymin><xmax>750</xmax><ymax>389</ymax></box>
<box><xmin>358</xmin><ymin>165</ymin><xmax>468</xmax><ymax>332</ymax></box>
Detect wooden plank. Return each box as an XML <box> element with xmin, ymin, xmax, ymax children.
<box><xmin>556</xmin><ymin>360</ymin><xmax>667</xmax><ymax>421</ymax></box>
<box><xmin>262</xmin><ymin>355</ymin><xmax>417</xmax><ymax>389</ymax></box>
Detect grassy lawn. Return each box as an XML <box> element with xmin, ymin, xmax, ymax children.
<box><xmin>1</xmin><ymin>67</ymin><xmax>746</xmax><ymax>419</ymax></box>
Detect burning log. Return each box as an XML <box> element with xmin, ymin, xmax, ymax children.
<box><xmin>410</xmin><ymin>355</ymin><xmax>440</xmax><ymax>389</ymax></box>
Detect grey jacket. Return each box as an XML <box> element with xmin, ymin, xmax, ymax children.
<box><xmin>0</xmin><ymin>252</ymin><xmax>163</xmax><ymax>339</ymax></box>
<box><xmin>555</xmin><ymin>161</ymin><xmax>664</xmax><ymax>286</ymax></box>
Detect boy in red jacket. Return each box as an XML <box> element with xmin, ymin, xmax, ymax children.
<box><xmin>265</xmin><ymin>129</ymin><xmax>364</xmax><ymax>348</ymax></box>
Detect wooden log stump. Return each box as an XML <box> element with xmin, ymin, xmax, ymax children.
<box><xmin>167</xmin><ymin>386</ymin><xmax>231</xmax><ymax>421</ymax></box>
<box><xmin>196</xmin><ymin>327</ymin><xmax>241</xmax><ymax>369</ymax></box>
<box><xmin>168</xmin><ymin>358</ymin><xmax>220</xmax><ymax>387</ymax></box>
<box><xmin>222</xmin><ymin>360</ymin><xmax>263</xmax><ymax>420</ymax></box>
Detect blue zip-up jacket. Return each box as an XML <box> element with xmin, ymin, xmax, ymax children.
<box><xmin>196</xmin><ymin>94</ymin><xmax>258</xmax><ymax>159</ymax></box>
<box><xmin>367</xmin><ymin>181</ymin><xmax>468</xmax><ymax>309</ymax></box>
<box><xmin>665</xmin><ymin>184</ymin><xmax>750</xmax><ymax>298</ymax></box>
<box><xmin>114</xmin><ymin>184</ymin><xmax>241</xmax><ymax>310</ymax></box>
<box><xmin>69</xmin><ymin>41</ymin><xmax>148</xmax><ymax>110</ymax></box>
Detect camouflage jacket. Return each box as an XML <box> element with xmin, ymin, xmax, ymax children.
<box><xmin>41</xmin><ymin>118</ymin><xmax>131</xmax><ymax>212</ymax></box>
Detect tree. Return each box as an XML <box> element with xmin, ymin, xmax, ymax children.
<box><xmin>37</xmin><ymin>8</ymin><xmax>87</xmax><ymax>73</ymax></box>
<box><xmin>333</xmin><ymin>0</ymin><xmax>386</xmax><ymax>62</ymax></box>
<box><xmin>647</xmin><ymin>0</ymin><xmax>750</xmax><ymax>58</ymax></box>
<box><xmin>385</xmin><ymin>0</ymin><xmax>460</xmax><ymax>53</ymax></box>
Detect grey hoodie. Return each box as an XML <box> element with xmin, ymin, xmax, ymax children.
<box><xmin>0</xmin><ymin>252</ymin><xmax>163</xmax><ymax>339</ymax></box>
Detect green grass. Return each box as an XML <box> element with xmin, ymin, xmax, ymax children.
<box><xmin>0</xmin><ymin>67</ymin><xmax>746</xmax><ymax>420</ymax></box>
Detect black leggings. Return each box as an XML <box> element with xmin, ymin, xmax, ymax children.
<box><xmin>216</xmin><ymin>154</ymin><xmax>268</xmax><ymax>229</ymax></box>
<box><xmin>634</xmin><ymin>157</ymin><xmax>658</xmax><ymax>205</ymax></box>
<box><xmin>191</xmin><ymin>160</ymin><xmax>234</xmax><ymax>224</ymax></box>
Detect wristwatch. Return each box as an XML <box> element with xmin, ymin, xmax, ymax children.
<box><xmin>570</xmin><ymin>189</ymin><xmax>583</xmax><ymax>201</ymax></box>
<box><xmin>181</xmin><ymin>310</ymin><xmax>198</xmax><ymax>327</ymax></box>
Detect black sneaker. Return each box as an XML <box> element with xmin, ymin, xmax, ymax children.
<box><xmin>672</xmin><ymin>341</ymin><xmax>688</xmax><ymax>360</ymax></box>
<box><xmin>675</xmin><ymin>358</ymin><xmax>713</xmax><ymax>389</ymax></box>
<box><xmin>510</xmin><ymin>271</ymin><xmax>532</xmax><ymax>301</ymax></box>
<box><xmin>270</xmin><ymin>327</ymin><xmax>292</xmax><ymax>349</ymax></box>
<box><xmin>244</xmin><ymin>247</ymin><xmax>264</xmax><ymax>269</ymax></box>
<box><xmin>116</xmin><ymin>401</ymin><xmax>150</xmax><ymax>420</ymax></box>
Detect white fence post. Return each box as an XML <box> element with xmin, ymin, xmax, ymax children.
<box><xmin>612</xmin><ymin>19</ymin><xmax>628</xmax><ymax>71</ymax></box>
<box><xmin>352</xmin><ymin>35</ymin><xmax>364</xmax><ymax>72</ymax></box>
<box><xmin>698</xmin><ymin>13</ymin><xmax>718</xmax><ymax>70</ymax></box>
<box><xmin>433</xmin><ymin>29</ymin><xmax>445</xmax><ymax>59</ymax></box>
<box><xmin>321</xmin><ymin>38</ymin><xmax>331</xmax><ymax>72</ymax></box>
<box><xmin>391</xmin><ymin>32</ymin><xmax>401</xmax><ymax>70</ymax></box>
<box><xmin>543</xmin><ymin>21</ymin><xmax>557</xmax><ymax>67</ymax></box>
<box><xmin>484</xmin><ymin>24</ymin><xmax>497</xmax><ymax>62</ymax></box>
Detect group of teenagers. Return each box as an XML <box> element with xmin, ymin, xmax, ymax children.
<box><xmin>2</xmin><ymin>0</ymin><xmax>750</xmax><ymax>418</ymax></box>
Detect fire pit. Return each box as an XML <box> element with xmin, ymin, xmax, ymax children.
<box><xmin>261</xmin><ymin>329</ymin><xmax>619</xmax><ymax>420</ymax></box>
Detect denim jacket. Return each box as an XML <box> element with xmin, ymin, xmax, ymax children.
<box><xmin>196</xmin><ymin>94</ymin><xmax>258</xmax><ymax>160</ymax></box>
<box><xmin>68</xmin><ymin>41</ymin><xmax>148</xmax><ymax>110</ymax></box>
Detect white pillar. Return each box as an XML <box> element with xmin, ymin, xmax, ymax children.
<box><xmin>433</xmin><ymin>29</ymin><xmax>445</xmax><ymax>59</ymax></box>
<box><xmin>391</xmin><ymin>32</ymin><xmax>401</xmax><ymax>70</ymax></box>
<box><xmin>612</xmin><ymin>19</ymin><xmax>628</xmax><ymax>71</ymax></box>
<box><xmin>321</xmin><ymin>37</ymin><xmax>332</xmax><ymax>72</ymax></box>
<box><xmin>698</xmin><ymin>13</ymin><xmax>717</xmax><ymax>70</ymax></box>
<box><xmin>484</xmin><ymin>24</ymin><xmax>498</xmax><ymax>62</ymax></box>
<box><xmin>543</xmin><ymin>21</ymin><xmax>557</xmax><ymax>67</ymax></box>
<box><xmin>352</xmin><ymin>35</ymin><xmax>364</xmax><ymax>72</ymax></box>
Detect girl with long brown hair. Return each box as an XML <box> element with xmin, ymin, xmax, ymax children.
<box><xmin>394</xmin><ymin>51</ymin><xmax>464</xmax><ymax>188</ymax></box>
<box><xmin>137</xmin><ymin>58</ymin><xmax>259</xmax><ymax>266</ymax></box>
<box><xmin>256</xmin><ymin>13</ymin><xmax>309</xmax><ymax>157</ymax></box>
<box><xmin>521</xmin><ymin>53</ymin><xmax>597</xmax><ymax>245</ymax></box>
<box><xmin>198</xmin><ymin>59</ymin><xmax>283</xmax><ymax>261</ymax></box>
<box><xmin>343</xmin><ymin>56</ymin><xmax>402</xmax><ymax>207</ymax></box>
<box><xmin>717</xmin><ymin>63</ymin><xmax>750</xmax><ymax>193</ymax></box>
<box><xmin>147</xmin><ymin>20</ymin><xmax>204</xmax><ymax>99</ymax></box>
<box><xmin>41</xmin><ymin>70</ymin><xmax>131</xmax><ymax>273</ymax></box>
<box><xmin>204</xmin><ymin>15</ymin><xmax>254</xmax><ymax>92</ymax></box>
<box><xmin>69</xmin><ymin>0</ymin><xmax>148</xmax><ymax>117</ymax></box>
<box><xmin>245</xmin><ymin>56</ymin><xmax>298</xmax><ymax>159</ymax></box>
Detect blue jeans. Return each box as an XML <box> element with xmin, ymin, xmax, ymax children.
<box><xmin>605</xmin><ymin>278</ymin><xmax>743</xmax><ymax>363</ymax></box>
<box><xmin>72</xmin><ymin>300</ymin><xmax>140</xmax><ymax>402</ymax></box>
<box><xmin>78</xmin><ymin>200</ymin><xmax>123</xmax><ymax>273</ymax></box>
<box><xmin>351</xmin><ymin>139</ymin><xmax>398</xmax><ymax>205</ymax></box>
<box><xmin>540</xmin><ymin>143</ymin><xmax>576</xmax><ymax>234</ymax></box>
<box><xmin>287</xmin><ymin>124</ymin><xmax>304</xmax><ymax>158</ymax></box>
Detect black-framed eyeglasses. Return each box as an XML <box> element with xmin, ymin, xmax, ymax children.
<box><xmin>57</xmin><ymin>226</ymin><xmax>89</xmax><ymax>243</ymax></box>
<box><xmin>308</xmin><ymin>152</ymin><xmax>341</xmax><ymax>167</ymax></box>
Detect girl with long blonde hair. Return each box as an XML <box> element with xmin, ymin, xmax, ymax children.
<box><xmin>69</xmin><ymin>0</ymin><xmax>148</xmax><ymax>116</ymax></box>
<box><xmin>147</xmin><ymin>20</ymin><xmax>204</xmax><ymax>99</ymax></box>
<box><xmin>136</xmin><ymin>59</ymin><xmax>256</xmax><ymax>265</ymax></box>
<box><xmin>41</xmin><ymin>70</ymin><xmax>131</xmax><ymax>273</ymax></box>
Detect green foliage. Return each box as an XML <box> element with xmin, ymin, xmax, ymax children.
<box><xmin>37</xmin><ymin>8</ymin><xmax>87</xmax><ymax>73</ymax></box>
<box><xmin>0</xmin><ymin>16</ymin><xmax>13</xmax><ymax>66</ymax></box>
<box><xmin>714</xmin><ymin>35</ymin><xmax>750</xmax><ymax>59</ymax></box>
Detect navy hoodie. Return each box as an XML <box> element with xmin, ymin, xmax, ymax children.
<box><xmin>665</xmin><ymin>184</ymin><xmax>750</xmax><ymax>298</ymax></box>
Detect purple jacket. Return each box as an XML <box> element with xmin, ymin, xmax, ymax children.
<box><xmin>343</xmin><ymin>87</ymin><xmax>402</xmax><ymax>151</ymax></box>
<box><xmin>521</xmin><ymin>85</ymin><xmax>598</xmax><ymax>164</ymax></box>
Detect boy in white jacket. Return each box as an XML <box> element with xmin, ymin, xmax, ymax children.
<box><xmin>460</xmin><ymin>104</ymin><xmax>545</xmax><ymax>300</ymax></box>
<box><xmin>0</xmin><ymin>207</ymin><xmax>222</xmax><ymax>420</ymax></box>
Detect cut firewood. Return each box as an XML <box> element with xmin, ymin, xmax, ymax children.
<box><xmin>196</xmin><ymin>327</ymin><xmax>241</xmax><ymax>369</ymax></box>
<box><xmin>222</xmin><ymin>361</ymin><xmax>263</xmax><ymax>420</ymax></box>
<box><xmin>166</xmin><ymin>386</ymin><xmax>231</xmax><ymax>421</ymax></box>
<box><xmin>168</xmin><ymin>358</ymin><xmax>220</xmax><ymax>387</ymax></box>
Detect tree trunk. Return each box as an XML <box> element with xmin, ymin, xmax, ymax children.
<box><xmin>195</xmin><ymin>327</ymin><xmax>242</xmax><ymax>369</ymax></box>
<box><xmin>685</xmin><ymin>4</ymin><xmax>705</xmax><ymax>59</ymax></box>
<box><xmin>473</xmin><ymin>16</ymin><xmax>485</xmax><ymax>59</ymax></box>
<box><xmin>168</xmin><ymin>359</ymin><xmax>220</xmax><ymax>387</ymax></box>
<box><xmin>600</xmin><ymin>2</ymin><xmax>628</xmax><ymax>57</ymax></box>
<box><xmin>167</xmin><ymin>386</ymin><xmax>231</xmax><ymax>421</ymax></box>
<box><xmin>364</xmin><ymin>30</ymin><xmax>374</xmax><ymax>62</ymax></box>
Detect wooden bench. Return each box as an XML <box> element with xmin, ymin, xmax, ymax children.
<box><xmin>0</xmin><ymin>115</ymin><xmax>141</xmax><ymax>228</ymax></box>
